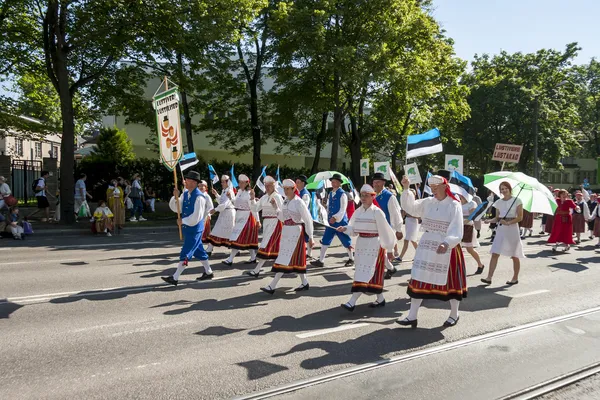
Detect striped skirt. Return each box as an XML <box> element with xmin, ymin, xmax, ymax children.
<box><xmin>519</xmin><ymin>210</ymin><xmax>534</xmax><ymax>229</ymax></box>
<box><xmin>407</xmin><ymin>245</ymin><xmax>468</xmax><ymax>301</ymax></box>
<box><xmin>572</xmin><ymin>214</ymin><xmax>586</xmax><ymax>234</ymax></box>
<box><xmin>228</xmin><ymin>213</ymin><xmax>259</xmax><ymax>250</ymax></box>
<box><xmin>351</xmin><ymin>247</ymin><xmax>386</xmax><ymax>294</ymax></box>
<box><xmin>201</xmin><ymin>217</ymin><xmax>211</xmax><ymax>242</ymax></box>
<box><xmin>257</xmin><ymin>220</ymin><xmax>283</xmax><ymax>260</ymax></box>
<box><xmin>272</xmin><ymin>226</ymin><xmax>307</xmax><ymax>274</ymax></box>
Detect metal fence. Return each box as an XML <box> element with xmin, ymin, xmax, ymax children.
<box><xmin>11</xmin><ymin>160</ymin><xmax>42</xmax><ymax>203</ymax></box>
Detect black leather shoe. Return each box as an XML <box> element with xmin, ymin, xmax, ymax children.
<box><xmin>384</xmin><ymin>267</ymin><xmax>398</xmax><ymax>280</ymax></box>
<box><xmin>294</xmin><ymin>283</ymin><xmax>310</xmax><ymax>292</ymax></box>
<box><xmin>344</xmin><ymin>259</ymin><xmax>355</xmax><ymax>267</ymax></box>
<box><xmin>341</xmin><ymin>303</ymin><xmax>355</xmax><ymax>312</ymax></box>
<box><xmin>161</xmin><ymin>276</ymin><xmax>178</xmax><ymax>286</ymax></box>
<box><xmin>207</xmin><ymin>252</ymin><xmax>212</xmax><ymax>257</ymax></box>
<box><xmin>443</xmin><ymin>316</ymin><xmax>459</xmax><ymax>327</ymax></box>
<box><xmin>260</xmin><ymin>286</ymin><xmax>275</xmax><ymax>295</ymax></box>
<box><xmin>222</xmin><ymin>260</ymin><xmax>233</xmax><ymax>266</ymax></box>
<box><xmin>310</xmin><ymin>260</ymin><xmax>324</xmax><ymax>268</ymax></box>
<box><xmin>196</xmin><ymin>273</ymin><xmax>214</xmax><ymax>281</ymax></box>
<box><xmin>369</xmin><ymin>300</ymin><xmax>386</xmax><ymax>308</ymax></box>
<box><xmin>245</xmin><ymin>259</ymin><xmax>258</xmax><ymax>264</ymax></box>
<box><xmin>480</xmin><ymin>278</ymin><xmax>492</xmax><ymax>285</ymax></box>
<box><xmin>396</xmin><ymin>318</ymin><xmax>418</xmax><ymax>328</ymax></box>
<box><xmin>245</xmin><ymin>271</ymin><xmax>260</xmax><ymax>278</ymax></box>
<box><xmin>475</xmin><ymin>266</ymin><xmax>485</xmax><ymax>275</ymax></box>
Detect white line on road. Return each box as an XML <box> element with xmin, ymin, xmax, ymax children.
<box><xmin>508</xmin><ymin>290</ymin><xmax>550</xmax><ymax>298</ymax></box>
<box><xmin>70</xmin><ymin>319</ymin><xmax>157</xmax><ymax>333</ymax></box>
<box><xmin>111</xmin><ymin>320</ymin><xmax>195</xmax><ymax>337</ymax></box>
<box><xmin>296</xmin><ymin>323</ymin><xmax>370</xmax><ymax>339</ymax></box>
<box><xmin>0</xmin><ymin>259</ymin><xmax>81</xmax><ymax>266</ymax></box>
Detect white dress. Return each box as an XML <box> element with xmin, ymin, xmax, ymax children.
<box><xmin>209</xmin><ymin>187</ymin><xmax>236</xmax><ymax>241</ymax></box>
<box><xmin>251</xmin><ymin>191</ymin><xmax>284</xmax><ymax>248</ymax></box>
<box><xmin>461</xmin><ymin>200</ymin><xmax>480</xmax><ymax>248</ymax></box>
<box><xmin>228</xmin><ymin>190</ymin><xmax>257</xmax><ymax>242</ymax></box>
<box><xmin>490</xmin><ymin>197</ymin><xmax>525</xmax><ymax>258</ymax></box>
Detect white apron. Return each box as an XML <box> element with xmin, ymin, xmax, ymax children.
<box><xmin>273</xmin><ymin>197</ymin><xmax>314</xmax><ymax>266</ymax></box>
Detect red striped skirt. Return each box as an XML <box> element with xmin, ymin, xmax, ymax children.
<box><xmin>572</xmin><ymin>213</ymin><xmax>586</xmax><ymax>233</ymax></box>
<box><xmin>207</xmin><ymin>233</ymin><xmax>229</xmax><ymax>247</ymax></box>
<box><xmin>351</xmin><ymin>247</ymin><xmax>386</xmax><ymax>294</ymax></box>
<box><xmin>545</xmin><ymin>214</ymin><xmax>555</xmax><ymax>234</ymax></box>
<box><xmin>201</xmin><ymin>217</ymin><xmax>211</xmax><ymax>242</ymax></box>
<box><xmin>257</xmin><ymin>221</ymin><xmax>283</xmax><ymax>260</ymax></box>
<box><xmin>519</xmin><ymin>210</ymin><xmax>534</xmax><ymax>229</ymax></box>
<box><xmin>272</xmin><ymin>226</ymin><xmax>307</xmax><ymax>274</ymax></box>
<box><xmin>407</xmin><ymin>245</ymin><xmax>468</xmax><ymax>301</ymax></box>
<box><xmin>229</xmin><ymin>213</ymin><xmax>259</xmax><ymax>250</ymax></box>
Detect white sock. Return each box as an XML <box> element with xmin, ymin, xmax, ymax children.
<box><xmin>253</xmin><ymin>260</ymin><xmax>266</xmax><ymax>274</ymax></box>
<box><xmin>407</xmin><ymin>298</ymin><xmax>423</xmax><ymax>320</ymax></box>
<box><xmin>227</xmin><ymin>249</ymin><xmax>239</xmax><ymax>263</ymax></box>
<box><xmin>249</xmin><ymin>249</ymin><xmax>257</xmax><ymax>261</ymax></box>
<box><xmin>299</xmin><ymin>273</ymin><xmax>308</xmax><ymax>286</ymax></box>
<box><xmin>268</xmin><ymin>272</ymin><xmax>284</xmax><ymax>289</ymax></box>
<box><xmin>307</xmin><ymin>244</ymin><xmax>313</xmax><ymax>258</ymax></box>
<box><xmin>449</xmin><ymin>299</ymin><xmax>459</xmax><ymax>320</ymax></box>
<box><xmin>206</xmin><ymin>244</ymin><xmax>213</xmax><ymax>253</ymax></box>
<box><xmin>319</xmin><ymin>245</ymin><xmax>329</xmax><ymax>262</ymax></box>
<box><xmin>346</xmin><ymin>247</ymin><xmax>354</xmax><ymax>261</ymax></box>
<box><xmin>201</xmin><ymin>259</ymin><xmax>213</xmax><ymax>275</ymax></box>
<box><xmin>172</xmin><ymin>261</ymin><xmax>186</xmax><ymax>280</ymax></box>
<box><xmin>376</xmin><ymin>293</ymin><xmax>385</xmax><ymax>303</ymax></box>
<box><xmin>385</xmin><ymin>258</ymin><xmax>395</xmax><ymax>271</ymax></box>
<box><xmin>347</xmin><ymin>292</ymin><xmax>362</xmax><ymax>306</ymax></box>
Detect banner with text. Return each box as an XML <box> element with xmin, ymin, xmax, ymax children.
<box><xmin>492</xmin><ymin>143</ymin><xmax>523</xmax><ymax>163</ymax></box>
<box><xmin>153</xmin><ymin>88</ymin><xmax>183</xmax><ymax>171</ymax></box>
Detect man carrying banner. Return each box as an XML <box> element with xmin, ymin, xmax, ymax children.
<box><xmin>161</xmin><ymin>171</ymin><xmax>214</xmax><ymax>285</ymax></box>
<box><xmin>198</xmin><ymin>180</ymin><xmax>214</xmax><ymax>244</ymax></box>
<box><xmin>310</xmin><ymin>174</ymin><xmax>354</xmax><ymax>268</ymax></box>
<box><xmin>206</xmin><ymin>175</ymin><xmax>236</xmax><ymax>254</ymax></box>
<box><xmin>396</xmin><ymin>174</ymin><xmax>467</xmax><ymax>328</ymax></box>
<box><xmin>246</xmin><ymin>176</ymin><xmax>284</xmax><ymax>277</ymax></box>
<box><xmin>371</xmin><ymin>172</ymin><xmax>404</xmax><ymax>279</ymax></box>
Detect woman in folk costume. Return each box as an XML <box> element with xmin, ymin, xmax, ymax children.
<box><xmin>398</xmin><ymin>189</ymin><xmax>419</xmax><ymax>262</ymax></box>
<box><xmin>572</xmin><ymin>191</ymin><xmax>590</xmax><ymax>244</ymax></box>
<box><xmin>260</xmin><ymin>179</ymin><xmax>314</xmax><ymax>295</ymax></box>
<box><xmin>396</xmin><ymin>174</ymin><xmax>467</xmax><ymax>329</ymax></box>
<box><xmin>481</xmin><ymin>181</ymin><xmax>524</xmax><ymax>286</ymax></box>
<box><xmin>588</xmin><ymin>193</ymin><xmax>598</xmax><ymax>240</ymax></box>
<box><xmin>337</xmin><ymin>184</ymin><xmax>396</xmax><ymax>311</ymax></box>
<box><xmin>162</xmin><ymin>171</ymin><xmax>213</xmax><ymax>286</ymax></box>
<box><xmin>547</xmin><ymin>189</ymin><xmax>579</xmax><ymax>252</ymax></box>
<box><xmin>206</xmin><ymin>175</ymin><xmax>236</xmax><ymax>254</ymax></box>
<box><xmin>519</xmin><ymin>209</ymin><xmax>534</xmax><ymax>238</ymax></box>
<box><xmin>223</xmin><ymin>174</ymin><xmax>261</xmax><ymax>265</ymax></box>
<box><xmin>589</xmin><ymin>195</ymin><xmax>600</xmax><ymax>246</ymax></box>
<box><xmin>245</xmin><ymin>176</ymin><xmax>284</xmax><ymax>277</ymax></box>
<box><xmin>458</xmin><ymin>194</ymin><xmax>485</xmax><ymax>275</ymax></box>
<box><xmin>92</xmin><ymin>200</ymin><xmax>114</xmax><ymax>236</ymax></box>
<box><xmin>107</xmin><ymin>179</ymin><xmax>125</xmax><ymax>231</ymax></box>
<box><xmin>198</xmin><ymin>180</ymin><xmax>214</xmax><ymax>243</ymax></box>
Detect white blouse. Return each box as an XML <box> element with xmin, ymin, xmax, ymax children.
<box><xmin>346</xmin><ymin>205</ymin><xmax>396</xmax><ymax>251</ymax></box>
<box><xmin>277</xmin><ymin>196</ymin><xmax>314</xmax><ymax>240</ymax></box>
<box><xmin>251</xmin><ymin>191</ymin><xmax>284</xmax><ymax>218</ymax></box>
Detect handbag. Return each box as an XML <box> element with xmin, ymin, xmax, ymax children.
<box><xmin>78</xmin><ymin>201</ymin><xmax>91</xmax><ymax>218</ymax></box>
<box><xmin>22</xmin><ymin>221</ymin><xmax>33</xmax><ymax>235</ymax></box>
<box><xmin>4</xmin><ymin>195</ymin><xmax>17</xmax><ymax>207</ymax></box>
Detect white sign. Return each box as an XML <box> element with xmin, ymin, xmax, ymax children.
<box><xmin>404</xmin><ymin>162</ymin><xmax>421</xmax><ymax>184</ymax></box>
<box><xmin>492</xmin><ymin>143</ymin><xmax>523</xmax><ymax>163</ymax></box>
<box><xmin>360</xmin><ymin>159</ymin><xmax>370</xmax><ymax>177</ymax></box>
<box><xmin>445</xmin><ymin>154</ymin><xmax>464</xmax><ymax>175</ymax></box>
<box><xmin>153</xmin><ymin>88</ymin><xmax>183</xmax><ymax>171</ymax></box>
<box><xmin>373</xmin><ymin>161</ymin><xmax>391</xmax><ymax>180</ymax></box>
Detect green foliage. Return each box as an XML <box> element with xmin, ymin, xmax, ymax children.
<box><xmin>90</xmin><ymin>127</ymin><xmax>135</xmax><ymax>165</ymax></box>
<box><xmin>572</xmin><ymin>59</ymin><xmax>600</xmax><ymax>157</ymax></box>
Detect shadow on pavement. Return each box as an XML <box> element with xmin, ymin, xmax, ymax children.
<box><xmin>237</xmin><ymin>360</ymin><xmax>289</xmax><ymax>380</ymax></box>
<box><xmin>547</xmin><ymin>262</ymin><xmax>589</xmax><ymax>273</ymax></box>
<box><xmin>420</xmin><ymin>286</ymin><xmax>513</xmax><ymax>313</ymax></box>
<box><xmin>0</xmin><ymin>301</ymin><xmax>24</xmax><ymax>319</ymax></box>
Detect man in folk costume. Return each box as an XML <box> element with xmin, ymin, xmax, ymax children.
<box><xmin>162</xmin><ymin>171</ymin><xmax>214</xmax><ymax>285</ymax></box>
<box><xmin>310</xmin><ymin>173</ymin><xmax>354</xmax><ymax>268</ymax></box>
<box><xmin>337</xmin><ymin>184</ymin><xmax>397</xmax><ymax>311</ymax></box>
<box><xmin>198</xmin><ymin>180</ymin><xmax>214</xmax><ymax>244</ymax></box>
<box><xmin>396</xmin><ymin>174</ymin><xmax>467</xmax><ymax>328</ymax></box>
<box><xmin>296</xmin><ymin>175</ymin><xmax>314</xmax><ymax>258</ymax></box>
<box><xmin>371</xmin><ymin>172</ymin><xmax>404</xmax><ymax>279</ymax></box>
<box><xmin>245</xmin><ymin>176</ymin><xmax>284</xmax><ymax>277</ymax></box>
<box><xmin>261</xmin><ymin>179</ymin><xmax>315</xmax><ymax>294</ymax></box>
<box><xmin>223</xmin><ymin>174</ymin><xmax>261</xmax><ymax>265</ymax></box>
<box><xmin>206</xmin><ymin>175</ymin><xmax>236</xmax><ymax>255</ymax></box>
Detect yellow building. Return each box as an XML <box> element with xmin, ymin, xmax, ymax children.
<box><xmin>540</xmin><ymin>157</ymin><xmax>599</xmax><ymax>189</ymax></box>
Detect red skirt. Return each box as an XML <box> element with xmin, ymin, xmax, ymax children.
<box><xmin>351</xmin><ymin>247</ymin><xmax>386</xmax><ymax>294</ymax></box>
<box><xmin>201</xmin><ymin>218</ymin><xmax>211</xmax><ymax>242</ymax></box>
<box><xmin>272</xmin><ymin>226</ymin><xmax>307</xmax><ymax>274</ymax></box>
<box><xmin>594</xmin><ymin>219</ymin><xmax>600</xmax><ymax>237</ymax></box>
<box><xmin>207</xmin><ymin>233</ymin><xmax>229</xmax><ymax>247</ymax></box>
<box><xmin>548</xmin><ymin>214</ymin><xmax>575</xmax><ymax>244</ymax></box>
<box><xmin>229</xmin><ymin>213</ymin><xmax>259</xmax><ymax>250</ymax></box>
<box><xmin>257</xmin><ymin>221</ymin><xmax>283</xmax><ymax>260</ymax></box>
<box><xmin>544</xmin><ymin>214</ymin><xmax>555</xmax><ymax>234</ymax></box>
<box><xmin>519</xmin><ymin>210</ymin><xmax>534</xmax><ymax>229</ymax></box>
<box><xmin>407</xmin><ymin>245</ymin><xmax>468</xmax><ymax>301</ymax></box>
<box><xmin>572</xmin><ymin>214</ymin><xmax>586</xmax><ymax>234</ymax></box>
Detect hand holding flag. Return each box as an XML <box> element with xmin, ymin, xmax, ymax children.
<box><xmin>208</xmin><ymin>164</ymin><xmax>219</xmax><ymax>185</ymax></box>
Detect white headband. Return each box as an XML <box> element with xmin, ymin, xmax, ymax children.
<box><xmin>282</xmin><ymin>179</ymin><xmax>295</xmax><ymax>188</ymax></box>
<box><xmin>263</xmin><ymin>176</ymin><xmax>275</xmax><ymax>184</ymax></box>
<box><xmin>238</xmin><ymin>174</ymin><xmax>249</xmax><ymax>182</ymax></box>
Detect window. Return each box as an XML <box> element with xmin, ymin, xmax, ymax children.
<box><xmin>35</xmin><ymin>142</ymin><xmax>42</xmax><ymax>158</ymax></box>
<box><xmin>52</xmin><ymin>145</ymin><xmax>58</xmax><ymax>158</ymax></box>
<box><xmin>15</xmin><ymin>139</ymin><xmax>24</xmax><ymax>156</ymax></box>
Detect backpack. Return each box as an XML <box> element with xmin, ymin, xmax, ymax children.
<box><xmin>31</xmin><ymin>178</ymin><xmax>41</xmax><ymax>193</ymax></box>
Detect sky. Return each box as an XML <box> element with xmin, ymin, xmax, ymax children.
<box><xmin>433</xmin><ymin>0</ymin><xmax>600</xmax><ymax>65</ymax></box>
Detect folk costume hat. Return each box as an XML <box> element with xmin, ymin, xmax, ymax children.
<box><xmin>360</xmin><ymin>184</ymin><xmax>376</xmax><ymax>194</ymax></box>
<box><xmin>428</xmin><ymin>174</ymin><xmax>458</xmax><ymax>201</ymax></box>
<box><xmin>183</xmin><ymin>170</ymin><xmax>202</xmax><ymax>183</ymax></box>
<box><xmin>282</xmin><ymin>179</ymin><xmax>296</xmax><ymax>188</ymax></box>
<box><xmin>371</xmin><ymin>172</ymin><xmax>386</xmax><ymax>182</ymax></box>
<box><xmin>330</xmin><ymin>173</ymin><xmax>344</xmax><ymax>183</ymax></box>
<box><xmin>264</xmin><ymin>175</ymin><xmax>276</xmax><ymax>184</ymax></box>
<box><xmin>200</xmin><ymin>180</ymin><xmax>207</xmax><ymax>186</ymax></box>
<box><xmin>296</xmin><ymin>175</ymin><xmax>308</xmax><ymax>183</ymax></box>
<box><xmin>238</xmin><ymin>174</ymin><xmax>250</xmax><ymax>182</ymax></box>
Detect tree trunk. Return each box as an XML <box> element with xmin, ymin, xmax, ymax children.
<box><xmin>177</xmin><ymin>53</ymin><xmax>194</xmax><ymax>153</ymax></box>
<box><xmin>331</xmin><ymin>70</ymin><xmax>341</xmax><ymax>171</ymax></box>
<box><xmin>57</xmin><ymin>69</ymin><xmax>75</xmax><ymax>224</ymax></box>
<box><xmin>311</xmin><ymin>112</ymin><xmax>328</xmax><ymax>174</ymax></box>
<box><xmin>249</xmin><ymin>79</ymin><xmax>261</xmax><ymax>180</ymax></box>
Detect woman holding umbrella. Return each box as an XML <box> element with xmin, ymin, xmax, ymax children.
<box><xmin>547</xmin><ymin>189</ymin><xmax>579</xmax><ymax>252</ymax></box>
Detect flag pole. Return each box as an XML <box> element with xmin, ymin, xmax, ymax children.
<box><xmin>165</xmin><ymin>76</ymin><xmax>183</xmax><ymax>241</ymax></box>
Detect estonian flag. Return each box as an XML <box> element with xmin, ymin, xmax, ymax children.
<box><xmin>406</xmin><ymin>128</ymin><xmax>443</xmax><ymax>159</ymax></box>
<box><xmin>179</xmin><ymin>152</ymin><xmax>199</xmax><ymax>172</ymax></box>
<box><xmin>255</xmin><ymin>165</ymin><xmax>267</xmax><ymax>193</ymax></box>
<box><xmin>449</xmin><ymin>170</ymin><xmax>475</xmax><ymax>202</ymax></box>
<box><xmin>468</xmin><ymin>201</ymin><xmax>490</xmax><ymax>222</ymax></box>
<box><xmin>230</xmin><ymin>165</ymin><xmax>238</xmax><ymax>188</ymax></box>
<box><xmin>424</xmin><ymin>172</ymin><xmax>433</xmax><ymax>196</ymax></box>
<box><xmin>208</xmin><ymin>164</ymin><xmax>219</xmax><ymax>185</ymax></box>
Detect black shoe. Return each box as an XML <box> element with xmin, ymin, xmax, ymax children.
<box><xmin>344</xmin><ymin>259</ymin><xmax>355</xmax><ymax>267</ymax></box>
<box><xmin>506</xmin><ymin>280</ymin><xmax>519</xmax><ymax>286</ymax></box>
<box><xmin>161</xmin><ymin>276</ymin><xmax>178</xmax><ymax>286</ymax></box>
<box><xmin>207</xmin><ymin>252</ymin><xmax>212</xmax><ymax>257</ymax></box>
<box><xmin>245</xmin><ymin>270</ymin><xmax>260</xmax><ymax>278</ymax></box>
<box><xmin>260</xmin><ymin>286</ymin><xmax>275</xmax><ymax>295</ymax></box>
<box><xmin>443</xmin><ymin>316</ymin><xmax>459</xmax><ymax>327</ymax></box>
<box><xmin>196</xmin><ymin>273</ymin><xmax>214</xmax><ymax>281</ymax></box>
<box><xmin>341</xmin><ymin>303</ymin><xmax>355</xmax><ymax>312</ymax></box>
<box><xmin>222</xmin><ymin>260</ymin><xmax>233</xmax><ymax>266</ymax></box>
<box><xmin>369</xmin><ymin>300</ymin><xmax>386</xmax><ymax>308</ymax></box>
<box><xmin>294</xmin><ymin>283</ymin><xmax>310</xmax><ymax>292</ymax></box>
<box><xmin>384</xmin><ymin>267</ymin><xmax>398</xmax><ymax>280</ymax></box>
<box><xmin>476</xmin><ymin>231</ymin><xmax>481</xmax><ymax>239</ymax></box>
<box><xmin>245</xmin><ymin>259</ymin><xmax>258</xmax><ymax>264</ymax></box>
<box><xmin>396</xmin><ymin>318</ymin><xmax>418</xmax><ymax>328</ymax></box>
<box><xmin>480</xmin><ymin>278</ymin><xmax>492</xmax><ymax>285</ymax></box>
<box><xmin>310</xmin><ymin>260</ymin><xmax>324</xmax><ymax>268</ymax></box>
<box><xmin>475</xmin><ymin>266</ymin><xmax>485</xmax><ymax>275</ymax></box>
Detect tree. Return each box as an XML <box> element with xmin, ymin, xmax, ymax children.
<box><xmin>573</xmin><ymin>59</ymin><xmax>600</xmax><ymax>157</ymax></box>
<box><xmin>90</xmin><ymin>127</ymin><xmax>135</xmax><ymax>165</ymax></box>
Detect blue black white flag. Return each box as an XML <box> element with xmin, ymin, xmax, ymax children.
<box><xmin>230</xmin><ymin>165</ymin><xmax>238</xmax><ymax>188</ymax></box>
<box><xmin>406</xmin><ymin>128</ymin><xmax>443</xmax><ymax>159</ymax></box>
<box><xmin>179</xmin><ymin>152</ymin><xmax>199</xmax><ymax>171</ymax></box>
<box><xmin>208</xmin><ymin>164</ymin><xmax>219</xmax><ymax>185</ymax></box>
<box><xmin>449</xmin><ymin>170</ymin><xmax>475</xmax><ymax>202</ymax></box>
<box><xmin>468</xmin><ymin>201</ymin><xmax>490</xmax><ymax>222</ymax></box>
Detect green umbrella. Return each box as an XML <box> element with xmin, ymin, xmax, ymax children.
<box><xmin>484</xmin><ymin>171</ymin><xmax>557</xmax><ymax>214</ymax></box>
<box><xmin>306</xmin><ymin>171</ymin><xmax>350</xmax><ymax>190</ymax></box>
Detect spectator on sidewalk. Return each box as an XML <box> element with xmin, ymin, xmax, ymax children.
<box><xmin>145</xmin><ymin>185</ymin><xmax>156</xmax><ymax>212</ymax></box>
<box><xmin>7</xmin><ymin>206</ymin><xmax>25</xmax><ymax>240</ymax></box>
<box><xmin>128</xmin><ymin>174</ymin><xmax>146</xmax><ymax>222</ymax></box>
<box><xmin>0</xmin><ymin>176</ymin><xmax>12</xmax><ymax>212</ymax></box>
<box><xmin>92</xmin><ymin>200</ymin><xmax>114</xmax><ymax>237</ymax></box>
<box><xmin>28</xmin><ymin>171</ymin><xmax>54</xmax><ymax>222</ymax></box>
<box><xmin>74</xmin><ymin>173</ymin><xmax>92</xmax><ymax>220</ymax></box>
<box><xmin>107</xmin><ymin>179</ymin><xmax>125</xmax><ymax>231</ymax></box>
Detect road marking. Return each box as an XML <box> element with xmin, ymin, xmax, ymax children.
<box><xmin>508</xmin><ymin>290</ymin><xmax>550</xmax><ymax>298</ymax></box>
<box><xmin>70</xmin><ymin>319</ymin><xmax>157</xmax><ymax>333</ymax></box>
<box><xmin>0</xmin><ymin>259</ymin><xmax>81</xmax><ymax>266</ymax></box>
<box><xmin>111</xmin><ymin>320</ymin><xmax>195</xmax><ymax>337</ymax></box>
<box><xmin>565</xmin><ymin>326</ymin><xmax>586</xmax><ymax>335</ymax></box>
<box><xmin>234</xmin><ymin>306</ymin><xmax>600</xmax><ymax>400</ymax></box>
<box><xmin>296</xmin><ymin>323</ymin><xmax>370</xmax><ymax>339</ymax></box>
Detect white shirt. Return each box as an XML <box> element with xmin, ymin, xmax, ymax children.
<box><xmin>169</xmin><ymin>190</ymin><xmax>206</xmax><ymax>227</ymax></box>
<box><xmin>327</xmin><ymin>188</ymin><xmax>348</xmax><ymax>223</ymax></box>
<box><xmin>345</xmin><ymin>204</ymin><xmax>396</xmax><ymax>251</ymax></box>
<box><xmin>35</xmin><ymin>177</ymin><xmax>46</xmax><ymax>197</ymax></box>
<box><xmin>201</xmin><ymin>191</ymin><xmax>214</xmax><ymax>216</ymax></box>
<box><xmin>214</xmin><ymin>187</ymin><xmax>236</xmax><ymax>212</ymax></box>
<box><xmin>75</xmin><ymin>179</ymin><xmax>86</xmax><ymax>199</ymax></box>
<box><xmin>493</xmin><ymin>197</ymin><xmax>523</xmax><ymax>219</ymax></box>
<box><xmin>383</xmin><ymin>190</ymin><xmax>404</xmax><ymax>233</ymax></box>
<box><xmin>461</xmin><ymin>200</ymin><xmax>477</xmax><ymax>225</ymax></box>
<box><xmin>251</xmin><ymin>191</ymin><xmax>284</xmax><ymax>218</ymax></box>
<box><xmin>277</xmin><ymin>196</ymin><xmax>314</xmax><ymax>240</ymax></box>
<box><xmin>0</xmin><ymin>183</ymin><xmax>11</xmax><ymax>197</ymax></box>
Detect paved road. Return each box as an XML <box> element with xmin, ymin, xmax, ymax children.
<box><xmin>1</xmin><ymin>229</ymin><xmax>599</xmax><ymax>399</ymax></box>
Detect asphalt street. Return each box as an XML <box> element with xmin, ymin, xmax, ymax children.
<box><xmin>1</xmin><ymin>227</ymin><xmax>600</xmax><ymax>399</ymax></box>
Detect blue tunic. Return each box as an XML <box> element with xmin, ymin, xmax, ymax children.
<box><xmin>376</xmin><ymin>189</ymin><xmax>393</xmax><ymax>225</ymax></box>
<box><xmin>321</xmin><ymin>188</ymin><xmax>352</xmax><ymax>247</ymax></box>
<box><xmin>180</xmin><ymin>188</ymin><xmax>209</xmax><ymax>261</ymax></box>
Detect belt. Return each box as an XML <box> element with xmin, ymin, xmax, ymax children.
<box><xmin>284</xmin><ymin>219</ymin><xmax>301</xmax><ymax>226</ymax></box>
<box><xmin>235</xmin><ymin>208</ymin><xmax>250</xmax><ymax>211</ymax></box>
<box><xmin>263</xmin><ymin>216</ymin><xmax>278</xmax><ymax>219</ymax></box>
<box><xmin>359</xmin><ymin>233</ymin><xmax>378</xmax><ymax>238</ymax></box>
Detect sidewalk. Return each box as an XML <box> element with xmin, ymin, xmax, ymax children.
<box><xmin>30</xmin><ymin>218</ymin><xmax>178</xmax><ymax>236</ymax></box>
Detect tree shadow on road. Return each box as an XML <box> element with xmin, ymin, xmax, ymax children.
<box><xmin>419</xmin><ymin>286</ymin><xmax>513</xmax><ymax>313</ymax></box>
<box><xmin>547</xmin><ymin>262</ymin><xmax>589</xmax><ymax>273</ymax></box>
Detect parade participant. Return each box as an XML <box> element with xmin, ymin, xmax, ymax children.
<box><xmin>590</xmin><ymin>196</ymin><xmax>600</xmax><ymax>246</ymax></box>
<box><xmin>198</xmin><ymin>180</ymin><xmax>214</xmax><ymax>244</ymax></box>
<box><xmin>459</xmin><ymin>194</ymin><xmax>485</xmax><ymax>275</ymax></box>
<box><xmin>371</xmin><ymin>172</ymin><xmax>403</xmax><ymax>278</ymax></box>
<box><xmin>481</xmin><ymin>181</ymin><xmax>524</xmax><ymax>286</ymax></box>
<box><xmin>487</xmin><ymin>190</ymin><xmax>498</xmax><ymax>240</ymax></box>
<box><xmin>206</xmin><ymin>175</ymin><xmax>236</xmax><ymax>254</ymax></box>
<box><xmin>544</xmin><ymin>188</ymin><xmax>560</xmax><ymax>235</ymax></box>
<box><xmin>473</xmin><ymin>188</ymin><xmax>483</xmax><ymax>238</ymax></box>
<box><xmin>548</xmin><ymin>189</ymin><xmax>579</xmax><ymax>252</ymax></box>
<box><xmin>246</xmin><ymin>176</ymin><xmax>284</xmax><ymax>277</ymax></box>
<box><xmin>396</xmin><ymin>174</ymin><xmax>466</xmax><ymax>328</ymax></box>
<box><xmin>519</xmin><ymin>209</ymin><xmax>534</xmax><ymax>239</ymax></box>
<box><xmin>345</xmin><ymin>186</ymin><xmax>356</xmax><ymax>220</ymax></box>
<box><xmin>162</xmin><ymin>171</ymin><xmax>213</xmax><ymax>286</ymax></box>
<box><xmin>398</xmin><ymin>189</ymin><xmax>419</xmax><ymax>262</ymax></box>
<box><xmin>587</xmin><ymin>193</ymin><xmax>598</xmax><ymax>240</ymax></box>
<box><xmin>310</xmin><ymin>174</ymin><xmax>354</xmax><ymax>268</ymax></box>
<box><xmin>223</xmin><ymin>174</ymin><xmax>260</xmax><ymax>265</ymax></box>
<box><xmin>260</xmin><ymin>179</ymin><xmax>314</xmax><ymax>294</ymax></box>
<box><xmin>572</xmin><ymin>191</ymin><xmax>590</xmax><ymax>244</ymax></box>
<box><xmin>337</xmin><ymin>184</ymin><xmax>396</xmax><ymax>311</ymax></box>
<box><xmin>296</xmin><ymin>175</ymin><xmax>313</xmax><ymax>258</ymax></box>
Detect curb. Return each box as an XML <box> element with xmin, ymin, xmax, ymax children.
<box><xmin>32</xmin><ymin>224</ymin><xmax>178</xmax><ymax>236</ymax></box>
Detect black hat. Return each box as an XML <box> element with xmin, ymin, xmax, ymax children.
<box><xmin>183</xmin><ymin>170</ymin><xmax>202</xmax><ymax>182</ymax></box>
<box><xmin>372</xmin><ymin>172</ymin><xmax>386</xmax><ymax>182</ymax></box>
<box><xmin>330</xmin><ymin>173</ymin><xmax>344</xmax><ymax>183</ymax></box>
<box><xmin>436</xmin><ymin>169</ymin><xmax>451</xmax><ymax>181</ymax></box>
<box><xmin>296</xmin><ymin>175</ymin><xmax>308</xmax><ymax>183</ymax></box>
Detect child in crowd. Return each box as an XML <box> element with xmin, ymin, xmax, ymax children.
<box><xmin>8</xmin><ymin>207</ymin><xmax>25</xmax><ymax>240</ymax></box>
<box><xmin>92</xmin><ymin>200</ymin><xmax>114</xmax><ymax>237</ymax></box>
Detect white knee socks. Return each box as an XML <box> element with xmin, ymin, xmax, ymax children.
<box><xmin>206</xmin><ymin>244</ymin><xmax>213</xmax><ymax>253</ymax></box>
<box><xmin>407</xmin><ymin>298</ymin><xmax>423</xmax><ymax>320</ymax></box>
<box><xmin>227</xmin><ymin>249</ymin><xmax>239</xmax><ymax>263</ymax></box>
<box><xmin>347</xmin><ymin>292</ymin><xmax>362</xmax><ymax>306</ymax></box>
<box><xmin>376</xmin><ymin>293</ymin><xmax>385</xmax><ymax>303</ymax></box>
<box><xmin>269</xmin><ymin>272</ymin><xmax>284</xmax><ymax>289</ymax></box>
<box><xmin>201</xmin><ymin>259</ymin><xmax>212</xmax><ymax>275</ymax></box>
<box><xmin>299</xmin><ymin>273</ymin><xmax>308</xmax><ymax>286</ymax></box>
<box><xmin>172</xmin><ymin>261</ymin><xmax>186</xmax><ymax>280</ymax></box>
<box><xmin>307</xmin><ymin>243</ymin><xmax>313</xmax><ymax>258</ymax></box>
<box><xmin>346</xmin><ymin>247</ymin><xmax>355</xmax><ymax>261</ymax></box>
<box><xmin>253</xmin><ymin>259</ymin><xmax>266</xmax><ymax>274</ymax></box>
<box><xmin>319</xmin><ymin>245</ymin><xmax>329</xmax><ymax>262</ymax></box>
<box><xmin>249</xmin><ymin>249</ymin><xmax>257</xmax><ymax>261</ymax></box>
<box><xmin>449</xmin><ymin>299</ymin><xmax>459</xmax><ymax>320</ymax></box>
<box><xmin>385</xmin><ymin>258</ymin><xmax>394</xmax><ymax>271</ymax></box>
